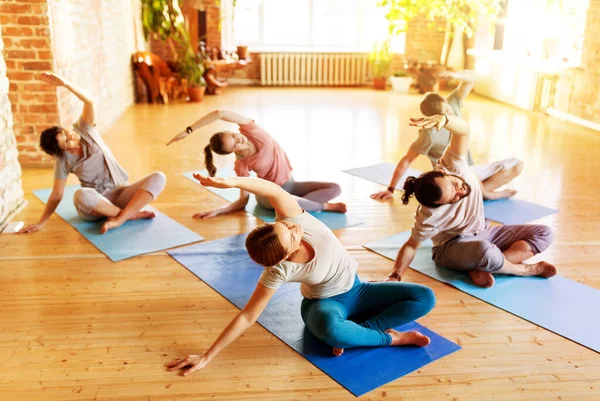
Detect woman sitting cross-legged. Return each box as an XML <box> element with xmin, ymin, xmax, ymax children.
<box><xmin>19</xmin><ymin>72</ymin><xmax>166</xmax><ymax>235</ymax></box>
<box><xmin>389</xmin><ymin>113</ymin><xmax>556</xmax><ymax>288</ymax></box>
<box><xmin>166</xmin><ymin>174</ymin><xmax>435</xmax><ymax>376</ymax></box>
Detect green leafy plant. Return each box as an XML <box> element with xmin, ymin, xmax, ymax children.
<box><xmin>141</xmin><ymin>0</ymin><xmax>205</xmax><ymax>87</ymax></box>
<box><xmin>141</xmin><ymin>0</ymin><xmax>188</xmax><ymax>59</ymax></box>
<box><xmin>368</xmin><ymin>41</ymin><xmax>392</xmax><ymax>78</ymax></box>
<box><xmin>393</xmin><ymin>71</ymin><xmax>409</xmax><ymax>77</ymax></box>
<box><xmin>177</xmin><ymin>45</ymin><xmax>206</xmax><ymax>88</ymax></box>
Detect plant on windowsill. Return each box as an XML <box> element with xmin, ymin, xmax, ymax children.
<box><xmin>390</xmin><ymin>70</ymin><xmax>413</xmax><ymax>93</ymax></box>
<box><xmin>368</xmin><ymin>41</ymin><xmax>392</xmax><ymax>90</ymax></box>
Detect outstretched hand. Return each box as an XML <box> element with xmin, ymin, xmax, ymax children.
<box><xmin>166</xmin><ymin>354</ymin><xmax>209</xmax><ymax>377</ymax></box>
<box><xmin>409</xmin><ymin>115</ymin><xmax>447</xmax><ymax>131</ymax></box>
<box><xmin>370</xmin><ymin>190</ymin><xmax>394</xmax><ymax>200</ymax></box>
<box><xmin>39</xmin><ymin>72</ymin><xmax>66</xmax><ymax>87</ymax></box>
<box><xmin>166</xmin><ymin>130</ymin><xmax>189</xmax><ymax>146</ymax></box>
<box><xmin>18</xmin><ymin>222</ymin><xmax>45</xmax><ymax>234</ymax></box>
<box><xmin>192</xmin><ymin>173</ymin><xmax>235</xmax><ymax>189</ymax></box>
<box><xmin>438</xmin><ymin>70</ymin><xmax>457</xmax><ymax>80</ymax></box>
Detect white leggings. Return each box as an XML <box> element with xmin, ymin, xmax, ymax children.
<box><xmin>73</xmin><ymin>172</ymin><xmax>166</xmax><ymax>221</ymax></box>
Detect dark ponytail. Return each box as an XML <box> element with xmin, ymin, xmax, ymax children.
<box><xmin>204</xmin><ymin>144</ymin><xmax>216</xmax><ymax>176</ymax></box>
<box><xmin>204</xmin><ymin>132</ymin><xmax>233</xmax><ymax>177</ymax></box>
<box><xmin>401</xmin><ymin>176</ymin><xmax>417</xmax><ymax>205</ymax></box>
<box><xmin>401</xmin><ymin>171</ymin><xmax>445</xmax><ymax>208</ymax></box>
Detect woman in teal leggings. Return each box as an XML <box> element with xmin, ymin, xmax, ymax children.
<box><xmin>167</xmin><ymin>175</ymin><xmax>435</xmax><ymax>376</ymax></box>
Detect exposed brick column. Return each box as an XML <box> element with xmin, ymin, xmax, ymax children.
<box><xmin>1</xmin><ymin>0</ymin><xmax>58</xmax><ymax>167</ymax></box>
<box><xmin>0</xmin><ymin>29</ymin><xmax>26</xmax><ymax>229</ymax></box>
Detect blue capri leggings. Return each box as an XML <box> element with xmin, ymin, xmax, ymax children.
<box><xmin>301</xmin><ymin>275</ymin><xmax>436</xmax><ymax>349</ymax></box>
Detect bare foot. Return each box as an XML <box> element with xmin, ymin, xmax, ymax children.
<box><xmin>323</xmin><ymin>202</ymin><xmax>347</xmax><ymax>213</ymax></box>
<box><xmin>100</xmin><ymin>217</ymin><xmax>124</xmax><ymax>234</ymax></box>
<box><xmin>129</xmin><ymin>210</ymin><xmax>156</xmax><ymax>220</ymax></box>
<box><xmin>332</xmin><ymin>347</ymin><xmax>344</xmax><ymax>357</ymax></box>
<box><xmin>529</xmin><ymin>261</ymin><xmax>557</xmax><ymax>278</ymax></box>
<box><xmin>100</xmin><ymin>211</ymin><xmax>156</xmax><ymax>234</ymax></box>
<box><xmin>485</xmin><ymin>189</ymin><xmax>518</xmax><ymax>200</ymax></box>
<box><xmin>385</xmin><ymin>329</ymin><xmax>431</xmax><ymax>347</ymax></box>
<box><xmin>469</xmin><ymin>269</ymin><xmax>495</xmax><ymax>288</ymax></box>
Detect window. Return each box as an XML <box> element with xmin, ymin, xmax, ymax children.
<box><xmin>475</xmin><ymin>0</ymin><xmax>589</xmax><ymax>66</ymax></box>
<box><xmin>222</xmin><ymin>0</ymin><xmax>405</xmax><ymax>53</ymax></box>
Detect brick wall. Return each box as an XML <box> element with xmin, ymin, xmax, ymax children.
<box><xmin>48</xmin><ymin>0</ymin><xmax>140</xmax><ymax>135</ymax></box>
<box><xmin>0</xmin><ymin>30</ymin><xmax>26</xmax><ymax>230</ymax></box>
<box><xmin>553</xmin><ymin>0</ymin><xmax>600</xmax><ymax>124</ymax></box>
<box><xmin>1</xmin><ymin>0</ymin><xmax>142</xmax><ymax>167</ymax></box>
<box><xmin>405</xmin><ymin>16</ymin><xmax>446</xmax><ymax>63</ymax></box>
<box><xmin>1</xmin><ymin>0</ymin><xmax>57</xmax><ymax>166</ymax></box>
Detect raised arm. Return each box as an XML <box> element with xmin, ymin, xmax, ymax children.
<box><xmin>167</xmin><ymin>283</ymin><xmax>276</xmax><ymax>376</ymax></box>
<box><xmin>410</xmin><ymin>114</ymin><xmax>470</xmax><ymax>158</ymax></box>
<box><xmin>40</xmin><ymin>72</ymin><xmax>96</xmax><ymax>126</ymax></box>
<box><xmin>193</xmin><ymin>175</ymin><xmax>303</xmax><ymax>219</ymax></box>
<box><xmin>441</xmin><ymin>70</ymin><xmax>477</xmax><ymax>102</ymax></box>
<box><xmin>387</xmin><ymin>237</ymin><xmax>421</xmax><ymax>281</ymax></box>
<box><xmin>18</xmin><ymin>178</ymin><xmax>66</xmax><ymax>234</ymax></box>
<box><xmin>167</xmin><ymin>110</ymin><xmax>253</xmax><ymax>145</ymax></box>
<box><xmin>371</xmin><ymin>148</ymin><xmax>419</xmax><ymax>200</ymax></box>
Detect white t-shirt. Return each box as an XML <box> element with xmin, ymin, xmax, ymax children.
<box><xmin>258</xmin><ymin>212</ymin><xmax>357</xmax><ymax>299</ymax></box>
<box><xmin>410</xmin><ymin>147</ymin><xmax>486</xmax><ymax>247</ymax></box>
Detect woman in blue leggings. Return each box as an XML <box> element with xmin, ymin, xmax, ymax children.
<box><xmin>167</xmin><ymin>175</ymin><xmax>435</xmax><ymax>376</ymax></box>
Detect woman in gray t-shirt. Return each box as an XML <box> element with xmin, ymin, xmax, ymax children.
<box><xmin>371</xmin><ymin>70</ymin><xmax>523</xmax><ymax>202</ymax></box>
<box><xmin>166</xmin><ymin>175</ymin><xmax>435</xmax><ymax>376</ymax></box>
<box><xmin>389</xmin><ymin>113</ymin><xmax>556</xmax><ymax>288</ymax></box>
<box><xmin>19</xmin><ymin>72</ymin><xmax>166</xmax><ymax>235</ymax></box>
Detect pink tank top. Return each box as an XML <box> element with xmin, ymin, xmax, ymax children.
<box><xmin>234</xmin><ymin>122</ymin><xmax>293</xmax><ymax>186</ymax></box>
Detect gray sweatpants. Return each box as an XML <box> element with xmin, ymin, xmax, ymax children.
<box><xmin>432</xmin><ymin>224</ymin><xmax>554</xmax><ymax>273</ymax></box>
<box><xmin>73</xmin><ymin>172</ymin><xmax>167</xmax><ymax>221</ymax></box>
<box><xmin>256</xmin><ymin>176</ymin><xmax>341</xmax><ymax>212</ymax></box>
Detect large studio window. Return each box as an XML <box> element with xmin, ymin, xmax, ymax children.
<box><xmin>221</xmin><ymin>0</ymin><xmax>405</xmax><ymax>53</ymax></box>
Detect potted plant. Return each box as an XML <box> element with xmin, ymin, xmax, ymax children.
<box><xmin>390</xmin><ymin>71</ymin><xmax>413</xmax><ymax>93</ymax></box>
<box><xmin>368</xmin><ymin>41</ymin><xmax>392</xmax><ymax>90</ymax></box>
<box><xmin>178</xmin><ymin>46</ymin><xmax>207</xmax><ymax>102</ymax></box>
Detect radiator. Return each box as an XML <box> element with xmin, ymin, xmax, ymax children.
<box><xmin>260</xmin><ymin>53</ymin><xmax>369</xmax><ymax>86</ymax></box>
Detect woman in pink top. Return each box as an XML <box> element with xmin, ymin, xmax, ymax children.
<box><xmin>168</xmin><ymin>110</ymin><xmax>346</xmax><ymax>218</ymax></box>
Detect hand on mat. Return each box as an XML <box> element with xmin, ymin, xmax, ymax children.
<box><xmin>166</xmin><ymin>354</ymin><xmax>209</xmax><ymax>376</ymax></box>
<box><xmin>166</xmin><ymin>130</ymin><xmax>188</xmax><ymax>146</ymax></box>
<box><xmin>18</xmin><ymin>222</ymin><xmax>45</xmax><ymax>234</ymax></box>
<box><xmin>193</xmin><ymin>174</ymin><xmax>235</xmax><ymax>189</ymax></box>
<box><xmin>193</xmin><ymin>209</ymin><xmax>220</xmax><ymax>219</ymax></box>
<box><xmin>409</xmin><ymin>115</ymin><xmax>446</xmax><ymax>131</ymax></box>
<box><xmin>370</xmin><ymin>189</ymin><xmax>393</xmax><ymax>200</ymax></box>
<box><xmin>386</xmin><ymin>271</ymin><xmax>402</xmax><ymax>282</ymax></box>
<box><xmin>40</xmin><ymin>72</ymin><xmax>66</xmax><ymax>87</ymax></box>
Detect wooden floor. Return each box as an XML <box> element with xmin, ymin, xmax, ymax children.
<box><xmin>2</xmin><ymin>87</ymin><xmax>599</xmax><ymax>400</ymax></box>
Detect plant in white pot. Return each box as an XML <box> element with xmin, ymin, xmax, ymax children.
<box><xmin>390</xmin><ymin>71</ymin><xmax>413</xmax><ymax>93</ymax></box>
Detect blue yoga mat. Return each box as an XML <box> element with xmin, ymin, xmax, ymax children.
<box><xmin>483</xmin><ymin>198</ymin><xmax>558</xmax><ymax>225</ymax></box>
<box><xmin>34</xmin><ymin>185</ymin><xmax>204</xmax><ymax>262</ymax></box>
<box><xmin>344</xmin><ymin>162</ymin><xmax>558</xmax><ymax>224</ymax></box>
<box><xmin>343</xmin><ymin>162</ymin><xmax>423</xmax><ymax>190</ymax></box>
<box><xmin>364</xmin><ymin>232</ymin><xmax>600</xmax><ymax>353</ymax></box>
<box><xmin>183</xmin><ymin>169</ymin><xmax>364</xmax><ymax>231</ymax></box>
<box><xmin>168</xmin><ymin>235</ymin><xmax>461</xmax><ymax>397</ymax></box>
